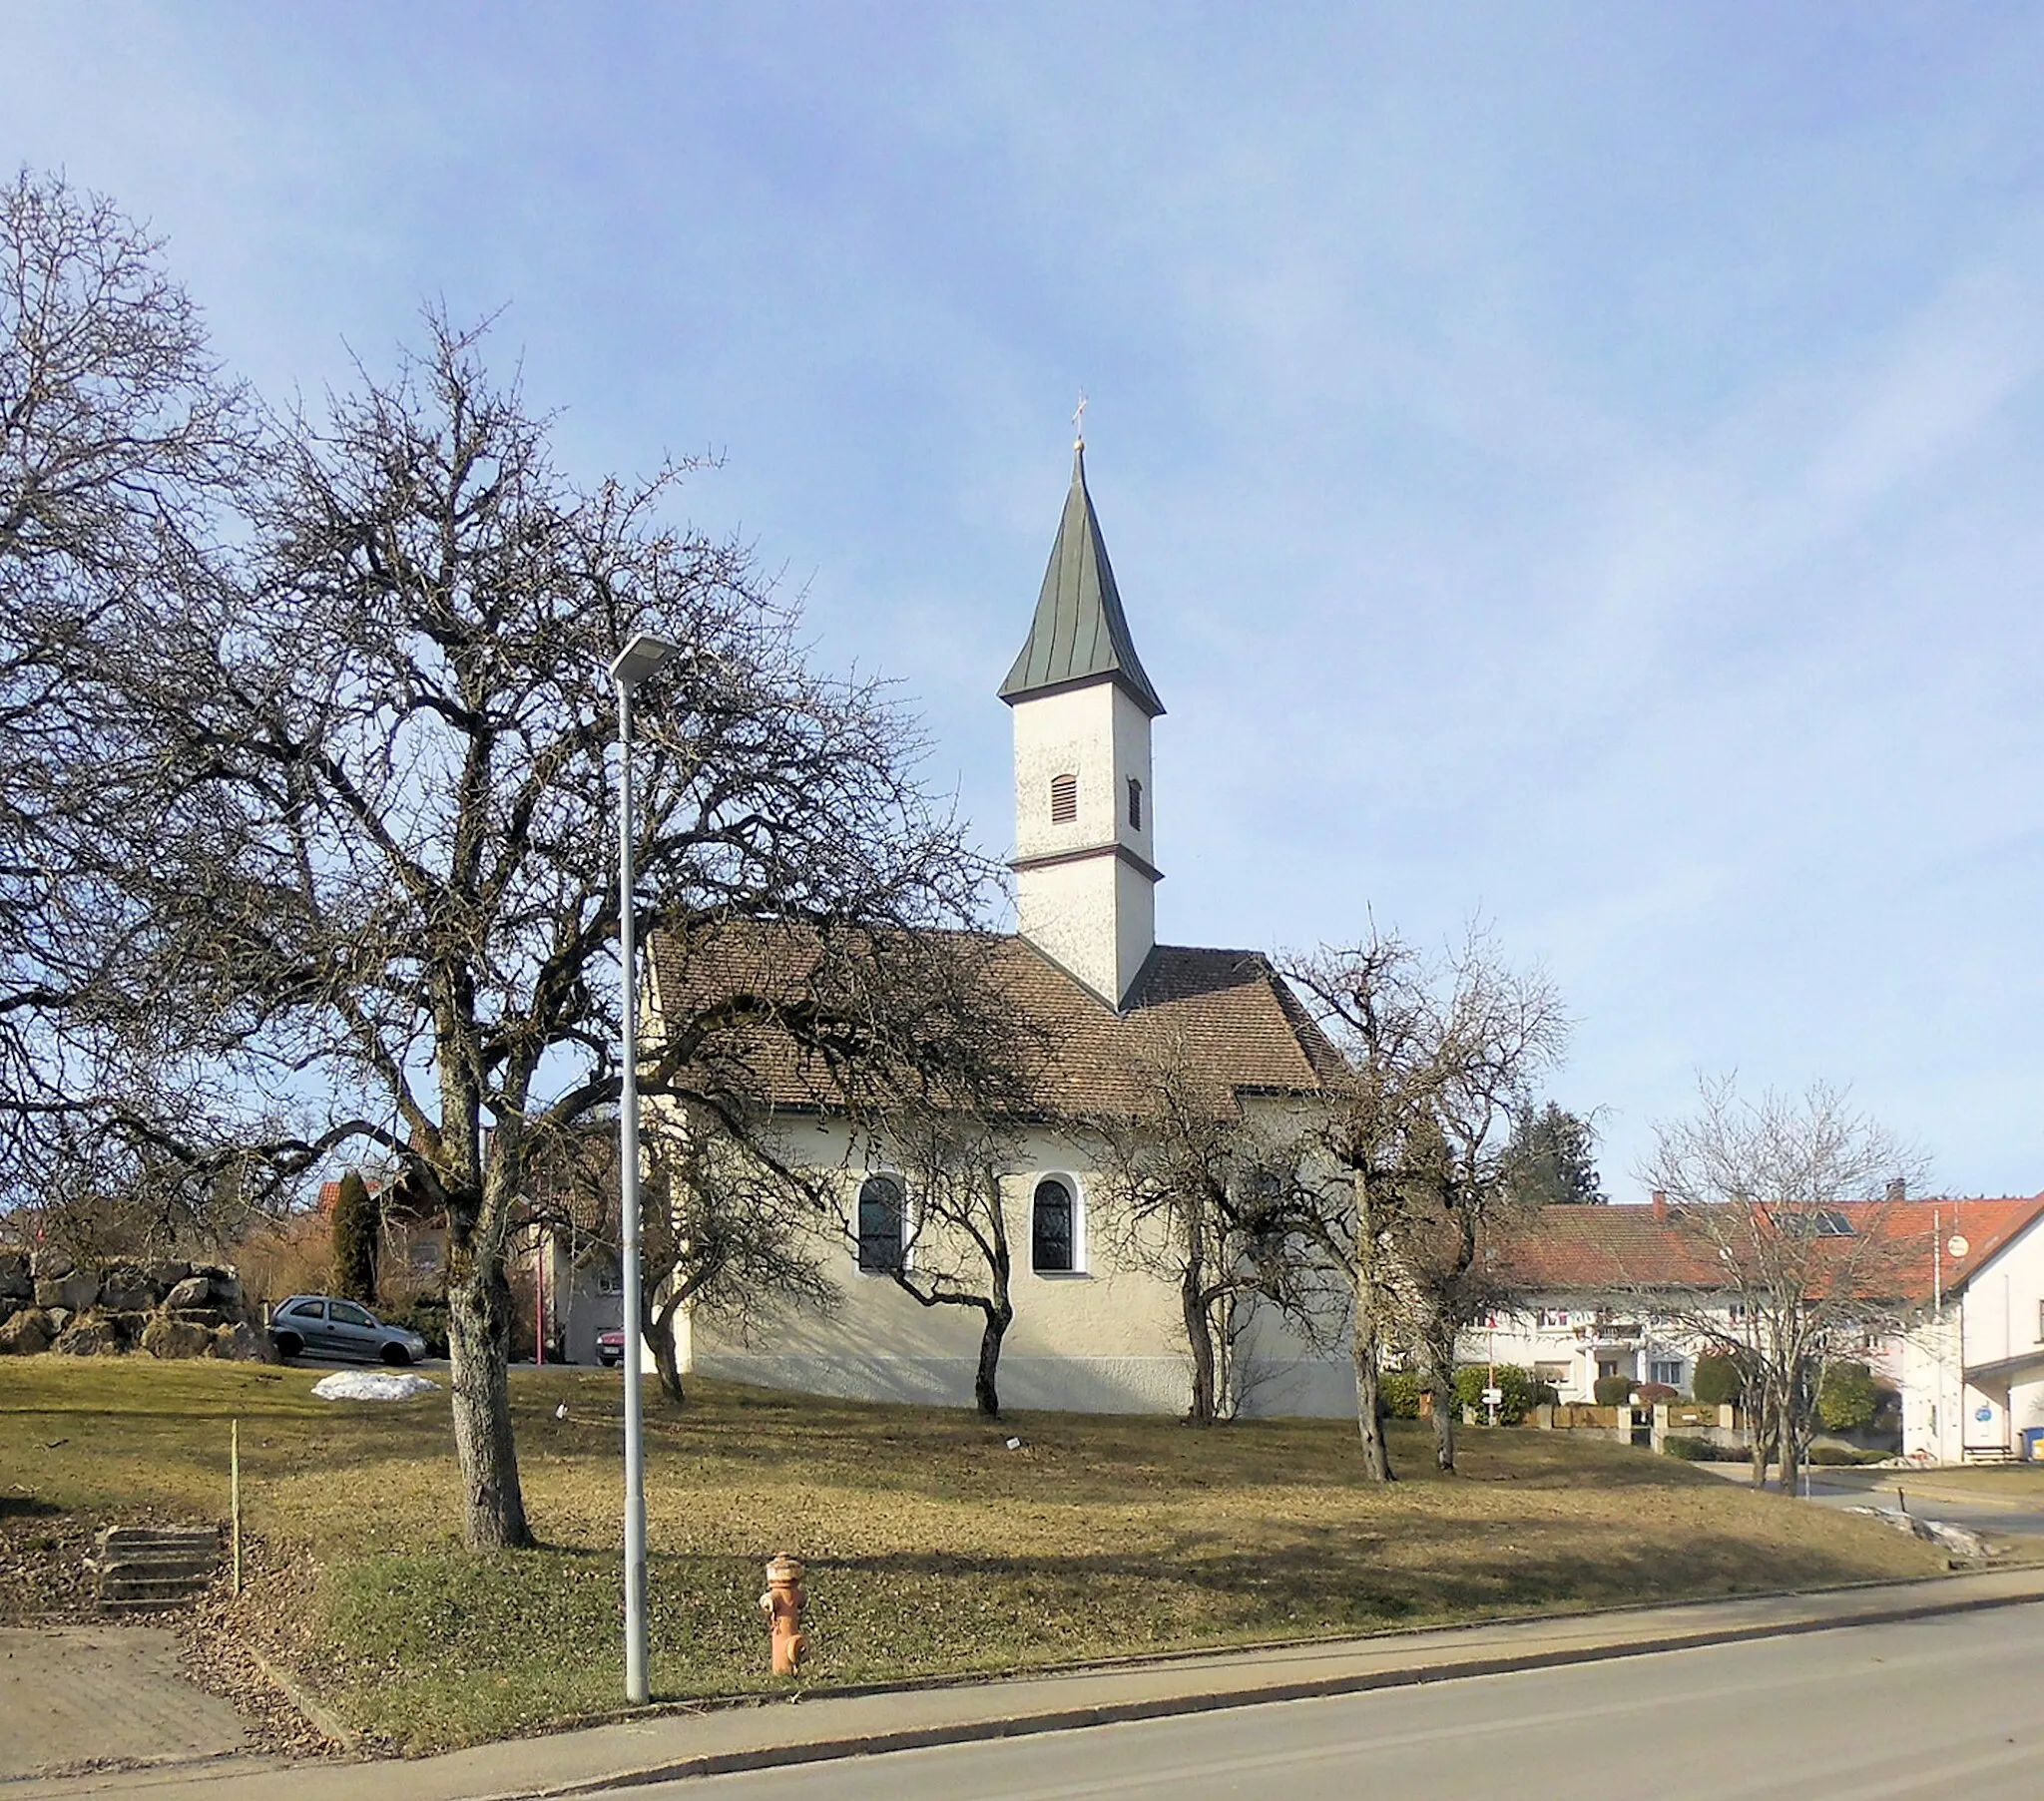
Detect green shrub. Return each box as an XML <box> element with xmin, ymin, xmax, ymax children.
<box><xmin>1692</xmin><ymin>1353</ymin><xmax>1744</xmax><ymax>1407</ymax></box>
<box><xmin>1450</xmin><ymin>1364</ymin><xmax>1542</xmax><ymax>1425</ymax></box>
<box><xmin>1377</xmin><ymin>1370</ymin><xmax>1423</xmax><ymax>1419</ymax></box>
<box><xmin>1593</xmin><ymin>1375</ymin><xmax>1635</xmax><ymax>1407</ymax></box>
<box><xmin>380</xmin><ymin>1291</ymin><xmax>449</xmax><ymax>1358</ymax></box>
<box><xmin>1817</xmin><ymin>1361</ymin><xmax>1879</xmax><ymax>1433</ymax></box>
<box><xmin>1662</xmin><ymin>1434</ymin><xmax>1722</xmax><ymax>1461</ymax></box>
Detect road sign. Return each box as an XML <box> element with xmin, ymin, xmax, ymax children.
<box><xmin>1481</xmin><ymin>1387</ymin><xmax>1504</xmax><ymax>1406</ymax></box>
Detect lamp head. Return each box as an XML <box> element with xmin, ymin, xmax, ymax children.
<box><xmin>610</xmin><ymin>634</ymin><xmax>680</xmax><ymax>689</ymax></box>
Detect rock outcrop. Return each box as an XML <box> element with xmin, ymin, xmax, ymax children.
<box><xmin>0</xmin><ymin>1254</ymin><xmax>269</xmax><ymax>1359</ymax></box>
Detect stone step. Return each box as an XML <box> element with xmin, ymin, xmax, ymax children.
<box><xmin>96</xmin><ymin>1545</ymin><xmax>220</xmax><ymax>1570</ymax></box>
<box><xmin>98</xmin><ymin>1527</ymin><xmax>220</xmax><ymax>1551</ymax></box>
<box><xmin>91</xmin><ymin>1523</ymin><xmax>220</xmax><ymax>1610</ymax></box>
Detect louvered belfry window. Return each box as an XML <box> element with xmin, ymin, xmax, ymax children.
<box><xmin>1050</xmin><ymin>772</ymin><xmax>1078</xmax><ymax>823</ymax></box>
<box><xmin>1127</xmin><ymin>777</ymin><xmax>1143</xmax><ymax>829</ymax></box>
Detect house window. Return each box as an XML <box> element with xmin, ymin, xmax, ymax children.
<box><xmin>1050</xmin><ymin>772</ymin><xmax>1078</xmax><ymax>823</ymax></box>
<box><xmin>1534</xmin><ymin>1361</ymin><xmax>1571</xmax><ymax>1387</ymax></box>
<box><xmin>1650</xmin><ymin>1359</ymin><xmax>1684</xmax><ymax>1388</ymax></box>
<box><xmin>1127</xmin><ymin>777</ymin><xmax>1143</xmax><ymax>829</ymax></box>
<box><xmin>1597</xmin><ymin>1358</ymin><xmax>1621</xmax><ymax>1381</ymax></box>
<box><xmin>856</xmin><ymin>1173</ymin><xmax>905</xmax><ymax>1274</ymax></box>
<box><xmin>594</xmin><ymin>1263</ymin><xmax>622</xmax><ymax>1296</ymax></box>
<box><xmin>1032</xmin><ymin>1177</ymin><xmax>1076</xmax><ymax>1273</ymax></box>
<box><xmin>1537</xmin><ymin>1308</ymin><xmax>1571</xmax><ymax>1330</ymax></box>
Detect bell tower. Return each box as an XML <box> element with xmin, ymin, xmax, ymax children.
<box><xmin>999</xmin><ymin>437</ymin><xmax>1165</xmax><ymax>1008</ymax></box>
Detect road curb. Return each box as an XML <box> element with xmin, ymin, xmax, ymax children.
<box><xmin>479</xmin><ymin>1574</ymin><xmax>2044</xmax><ymax>1799</ymax></box>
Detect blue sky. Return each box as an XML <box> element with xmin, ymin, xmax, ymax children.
<box><xmin>11</xmin><ymin>4</ymin><xmax>2044</xmax><ymax>1197</ymax></box>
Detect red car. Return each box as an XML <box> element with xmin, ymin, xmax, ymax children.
<box><xmin>596</xmin><ymin>1327</ymin><xmax>625</xmax><ymax>1368</ymax></box>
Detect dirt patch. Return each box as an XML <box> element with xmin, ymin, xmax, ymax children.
<box><xmin>178</xmin><ymin>1536</ymin><xmax>375</xmax><ymax>1760</ymax></box>
<box><xmin>0</xmin><ymin>1504</ymin><xmax>100</xmax><ymax>1622</ymax></box>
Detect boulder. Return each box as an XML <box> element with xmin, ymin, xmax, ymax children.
<box><xmin>99</xmin><ymin>1265</ymin><xmax>158</xmax><ymax>1312</ymax></box>
<box><xmin>163</xmin><ymin>1275</ymin><xmax>212</xmax><ymax>1311</ymax></box>
<box><xmin>45</xmin><ymin>1307</ymin><xmax>72</xmax><ymax>1334</ymax></box>
<box><xmin>168</xmin><ymin>1305</ymin><xmax>234</xmax><ymax>1330</ymax></box>
<box><xmin>53</xmin><ymin>1312</ymin><xmax>127</xmax><ymax>1356</ymax></box>
<box><xmin>35</xmin><ymin>1269</ymin><xmax>99</xmax><ymax>1313</ymax></box>
<box><xmin>0</xmin><ymin>1307</ymin><xmax>54</xmax><ymax>1355</ymax></box>
<box><xmin>0</xmin><ymin>1251</ymin><xmax>30</xmax><ymax>1299</ymax></box>
<box><xmin>145</xmin><ymin>1259</ymin><xmax>191</xmax><ymax>1291</ymax></box>
<box><xmin>204</xmin><ymin>1267</ymin><xmax>243</xmax><ymax>1307</ymax></box>
<box><xmin>205</xmin><ymin>1322</ymin><xmax>270</xmax><ymax>1362</ymax></box>
<box><xmin>29</xmin><ymin>1248</ymin><xmax>75</xmax><ymax>1280</ymax></box>
<box><xmin>140</xmin><ymin>1314</ymin><xmax>215</xmax><ymax>1360</ymax></box>
<box><xmin>0</xmin><ymin>1297</ymin><xmax>17</xmax><ymax>1327</ymax></box>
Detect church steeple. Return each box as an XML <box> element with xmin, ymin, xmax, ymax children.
<box><xmin>999</xmin><ymin>444</ymin><xmax>1165</xmax><ymax>719</ymax></box>
<box><xmin>1002</xmin><ymin>436</ymin><xmax>1163</xmax><ymax>1010</ymax></box>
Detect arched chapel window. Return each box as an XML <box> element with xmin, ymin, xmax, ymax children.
<box><xmin>1032</xmin><ymin>1176</ymin><xmax>1076</xmax><ymax>1273</ymax></box>
<box><xmin>1127</xmin><ymin>777</ymin><xmax>1143</xmax><ymax>829</ymax></box>
<box><xmin>1050</xmin><ymin>772</ymin><xmax>1078</xmax><ymax>824</ymax></box>
<box><xmin>857</xmin><ymin>1173</ymin><xmax>905</xmax><ymax>1274</ymax></box>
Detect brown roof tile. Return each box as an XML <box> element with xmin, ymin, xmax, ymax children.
<box><xmin>648</xmin><ymin>925</ymin><xmax>1341</xmax><ymax>1120</ymax></box>
<box><xmin>1493</xmin><ymin>1195</ymin><xmax>2044</xmax><ymax>1305</ymax></box>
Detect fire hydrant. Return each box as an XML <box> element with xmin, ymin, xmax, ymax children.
<box><xmin>759</xmin><ymin>1553</ymin><xmax>808</xmax><ymax>1676</ymax></box>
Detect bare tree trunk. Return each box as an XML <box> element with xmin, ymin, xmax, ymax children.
<box><xmin>1748</xmin><ymin>1368</ymin><xmax>1778</xmax><ymax>1492</ymax></box>
<box><xmin>1350</xmin><ymin>1273</ymin><xmax>1394</xmax><ymax>1483</ymax></box>
<box><xmin>446</xmin><ymin>1254</ymin><xmax>534</xmax><ymax>1549</ymax></box>
<box><xmin>650</xmin><ymin>1296</ymin><xmax>686</xmax><ymax>1408</ymax></box>
<box><xmin>1182</xmin><ymin>1259</ymin><xmax>1219</xmax><ymax>1426</ymax></box>
<box><xmin>1423</xmin><ymin>1330</ymin><xmax>1458</xmax><ymax>1474</ymax></box>
<box><xmin>974</xmin><ymin>1300</ymin><xmax>1011</xmax><ymax>1418</ymax></box>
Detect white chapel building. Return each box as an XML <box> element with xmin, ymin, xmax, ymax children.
<box><xmin>661</xmin><ymin>442</ymin><xmax>1350</xmax><ymax>1416</ymax></box>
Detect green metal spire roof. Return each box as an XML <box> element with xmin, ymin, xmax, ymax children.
<box><xmin>999</xmin><ymin>445</ymin><xmax>1166</xmax><ymax>718</ymax></box>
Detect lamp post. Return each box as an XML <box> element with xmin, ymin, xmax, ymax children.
<box><xmin>610</xmin><ymin>631</ymin><xmax>677</xmax><ymax>1706</ymax></box>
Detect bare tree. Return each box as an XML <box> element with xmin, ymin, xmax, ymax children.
<box><xmin>0</xmin><ymin>169</ymin><xmax>257</xmax><ymax>1210</ymax></box>
<box><xmin>1290</xmin><ymin>926</ymin><xmax>1568</xmax><ymax>1477</ymax></box>
<box><xmin>1090</xmin><ymin>1046</ymin><xmax>1324</xmax><ymax>1427</ymax></box>
<box><xmin>1639</xmin><ymin>1076</ymin><xmax>1924</xmax><ymax>1495</ymax></box>
<box><xmin>13</xmin><ymin>311</ymin><xmax>1000</xmax><ymax>1547</ymax></box>
<box><xmin>878</xmin><ymin>1110</ymin><xmax>1020</xmax><ymax>1418</ymax></box>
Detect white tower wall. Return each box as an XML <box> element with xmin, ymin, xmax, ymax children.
<box><xmin>1011</xmin><ymin>681</ymin><xmax>1158</xmax><ymax>1006</ymax></box>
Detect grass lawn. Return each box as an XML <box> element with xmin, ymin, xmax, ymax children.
<box><xmin>0</xmin><ymin>1356</ymin><xmax>1950</xmax><ymax>1753</ymax></box>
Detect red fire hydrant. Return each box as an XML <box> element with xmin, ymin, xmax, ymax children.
<box><xmin>759</xmin><ymin>1553</ymin><xmax>808</xmax><ymax>1676</ymax></box>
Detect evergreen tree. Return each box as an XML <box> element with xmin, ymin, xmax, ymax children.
<box><xmin>1504</xmin><ymin>1103</ymin><xmax>1606</xmax><ymax>1205</ymax></box>
<box><xmin>330</xmin><ymin>1169</ymin><xmax>379</xmax><ymax>1304</ymax></box>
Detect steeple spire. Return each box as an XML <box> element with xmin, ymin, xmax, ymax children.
<box><xmin>998</xmin><ymin>436</ymin><xmax>1165</xmax><ymax>718</ymax></box>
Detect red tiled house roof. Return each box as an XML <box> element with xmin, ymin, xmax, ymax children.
<box><xmin>1493</xmin><ymin>1195</ymin><xmax>2044</xmax><ymax>1306</ymax></box>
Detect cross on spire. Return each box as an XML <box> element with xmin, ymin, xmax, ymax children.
<box><xmin>1072</xmin><ymin>388</ymin><xmax>1087</xmax><ymax>450</ymax></box>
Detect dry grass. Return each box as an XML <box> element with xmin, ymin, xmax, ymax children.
<box><xmin>0</xmin><ymin>1356</ymin><xmax>1948</xmax><ymax>1752</ymax></box>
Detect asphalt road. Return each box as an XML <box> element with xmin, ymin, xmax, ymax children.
<box><xmin>1800</xmin><ymin>1469</ymin><xmax>2044</xmax><ymax>1543</ymax></box>
<box><xmin>624</xmin><ymin>1602</ymin><xmax>2044</xmax><ymax>1801</ymax></box>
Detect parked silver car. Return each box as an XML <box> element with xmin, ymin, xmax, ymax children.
<box><xmin>269</xmin><ymin>1294</ymin><xmax>429</xmax><ymax>1365</ymax></box>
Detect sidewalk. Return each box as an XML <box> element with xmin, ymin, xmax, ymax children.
<box><xmin>12</xmin><ymin>1565</ymin><xmax>2044</xmax><ymax>1801</ymax></box>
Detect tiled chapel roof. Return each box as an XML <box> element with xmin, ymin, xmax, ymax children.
<box><xmin>648</xmin><ymin>925</ymin><xmax>1343</xmax><ymax>1120</ymax></box>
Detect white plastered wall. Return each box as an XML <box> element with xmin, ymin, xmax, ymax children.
<box><xmin>683</xmin><ymin>1106</ymin><xmax>1356</xmax><ymax>1418</ymax></box>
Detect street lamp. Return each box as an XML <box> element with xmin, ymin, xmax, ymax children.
<box><xmin>610</xmin><ymin>630</ymin><xmax>677</xmax><ymax>1706</ymax></box>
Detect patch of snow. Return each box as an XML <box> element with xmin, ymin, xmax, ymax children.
<box><xmin>310</xmin><ymin>1371</ymin><xmax>441</xmax><ymax>1402</ymax></box>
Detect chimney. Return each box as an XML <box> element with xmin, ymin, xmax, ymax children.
<box><xmin>1886</xmin><ymin>1177</ymin><xmax>1906</xmax><ymax>1203</ymax></box>
<box><xmin>1651</xmin><ymin>1188</ymin><xmax>1668</xmax><ymax>1221</ymax></box>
